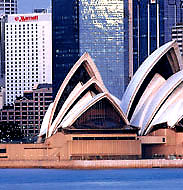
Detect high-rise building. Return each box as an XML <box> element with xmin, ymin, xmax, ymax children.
<box><xmin>0</xmin><ymin>0</ymin><xmax>17</xmax><ymax>86</ymax></box>
<box><xmin>52</xmin><ymin>0</ymin><xmax>131</xmax><ymax>99</ymax></box>
<box><xmin>0</xmin><ymin>0</ymin><xmax>17</xmax><ymax>16</ymax></box>
<box><xmin>172</xmin><ymin>23</ymin><xmax>183</xmax><ymax>56</ymax></box>
<box><xmin>5</xmin><ymin>13</ymin><xmax>52</xmax><ymax>105</ymax></box>
<box><xmin>132</xmin><ymin>0</ymin><xmax>183</xmax><ymax>73</ymax></box>
<box><xmin>0</xmin><ymin>15</ymin><xmax>7</xmax><ymax>86</ymax></box>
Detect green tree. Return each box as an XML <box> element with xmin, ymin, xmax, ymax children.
<box><xmin>0</xmin><ymin>122</ymin><xmax>23</xmax><ymax>143</ymax></box>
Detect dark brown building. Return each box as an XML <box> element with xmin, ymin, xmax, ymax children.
<box><xmin>0</xmin><ymin>84</ymin><xmax>52</xmax><ymax>140</ymax></box>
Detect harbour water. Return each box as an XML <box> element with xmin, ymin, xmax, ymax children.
<box><xmin>0</xmin><ymin>168</ymin><xmax>183</xmax><ymax>190</ymax></box>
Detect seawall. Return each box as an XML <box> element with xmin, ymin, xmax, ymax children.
<box><xmin>1</xmin><ymin>159</ymin><xmax>183</xmax><ymax>169</ymax></box>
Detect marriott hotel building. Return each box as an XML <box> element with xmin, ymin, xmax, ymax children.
<box><xmin>5</xmin><ymin>13</ymin><xmax>52</xmax><ymax>105</ymax></box>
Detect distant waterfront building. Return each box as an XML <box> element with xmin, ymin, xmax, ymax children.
<box><xmin>132</xmin><ymin>0</ymin><xmax>183</xmax><ymax>73</ymax></box>
<box><xmin>172</xmin><ymin>23</ymin><xmax>183</xmax><ymax>56</ymax></box>
<box><xmin>5</xmin><ymin>12</ymin><xmax>52</xmax><ymax>105</ymax></box>
<box><xmin>0</xmin><ymin>0</ymin><xmax>17</xmax><ymax>16</ymax></box>
<box><xmin>52</xmin><ymin>0</ymin><xmax>131</xmax><ymax>99</ymax></box>
<box><xmin>0</xmin><ymin>84</ymin><xmax>52</xmax><ymax>139</ymax></box>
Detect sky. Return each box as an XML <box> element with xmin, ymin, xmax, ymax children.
<box><xmin>18</xmin><ymin>0</ymin><xmax>51</xmax><ymax>14</ymax></box>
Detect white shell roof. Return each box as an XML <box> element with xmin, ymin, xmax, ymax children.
<box><xmin>39</xmin><ymin>53</ymin><xmax>129</xmax><ymax>138</ymax></box>
<box><xmin>146</xmin><ymin>83</ymin><xmax>183</xmax><ymax>134</ymax></box>
<box><xmin>130</xmin><ymin>73</ymin><xmax>166</xmax><ymax>128</ymax></box>
<box><xmin>60</xmin><ymin>91</ymin><xmax>97</xmax><ymax>129</ymax></box>
<box><xmin>46</xmin><ymin>53</ymin><xmax>105</xmax><ymax>136</ymax></box>
<box><xmin>121</xmin><ymin>41</ymin><xmax>182</xmax><ymax>117</ymax></box>
<box><xmin>140</xmin><ymin>70</ymin><xmax>183</xmax><ymax>135</ymax></box>
<box><xmin>110</xmin><ymin>94</ymin><xmax>121</xmax><ymax>107</ymax></box>
<box><xmin>48</xmin><ymin>78</ymin><xmax>108</xmax><ymax>137</ymax></box>
<box><xmin>48</xmin><ymin>82</ymin><xmax>84</xmax><ymax>137</ymax></box>
<box><xmin>39</xmin><ymin>102</ymin><xmax>54</xmax><ymax>137</ymax></box>
<box><xmin>60</xmin><ymin>92</ymin><xmax>129</xmax><ymax>129</ymax></box>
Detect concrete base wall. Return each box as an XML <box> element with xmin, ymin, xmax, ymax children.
<box><xmin>0</xmin><ymin>159</ymin><xmax>183</xmax><ymax>169</ymax></box>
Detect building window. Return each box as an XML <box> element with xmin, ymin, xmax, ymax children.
<box><xmin>0</xmin><ymin>149</ymin><xmax>6</xmax><ymax>153</ymax></box>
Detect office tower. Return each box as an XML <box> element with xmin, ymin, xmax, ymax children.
<box><xmin>52</xmin><ymin>0</ymin><xmax>131</xmax><ymax>99</ymax></box>
<box><xmin>172</xmin><ymin>24</ymin><xmax>183</xmax><ymax>56</ymax></box>
<box><xmin>0</xmin><ymin>0</ymin><xmax>17</xmax><ymax>16</ymax></box>
<box><xmin>0</xmin><ymin>84</ymin><xmax>52</xmax><ymax>139</ymax></box>
<box><xmin>5</xmin><ymin>13</ymin><xmax>52</xmax><ymax>105</ymax></box>
<box><xmin>132</xmin><ymin>0</ymin><xmax>183</xmax><ymax>73</ymax></box>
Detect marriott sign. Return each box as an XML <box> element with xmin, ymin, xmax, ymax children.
<box><xmin>14</xmin><ymin>15</ymin><xmax>38</xmax><ymax>22</ymax></box>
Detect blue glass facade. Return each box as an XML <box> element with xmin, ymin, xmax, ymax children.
<box><xmin>133</xmin><ymin>0</ymin><xmax>183</xmax><ymax>73</ymax></box>
<box><xmin>53</xmin><ymin>0</ymin><xmax>129</xmax><ymax>99</ymax></box>
<box><xmin>52</xmin><ymin>0</ymin><xmax>80</xmax><ymax>97</ymax></box>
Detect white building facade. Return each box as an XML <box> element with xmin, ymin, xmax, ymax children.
<box><xmin>5</xmin><ymin>13</ymin><xmax>52</xmax><ymax>105</ymax></box>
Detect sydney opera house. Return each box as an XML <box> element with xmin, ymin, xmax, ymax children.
<box><xmin>1</xmin><ymin>40</ymin><xmax>183</xmax><ymax>161</ymax></box>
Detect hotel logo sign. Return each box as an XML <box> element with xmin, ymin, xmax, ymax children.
<box><xmin>14</xmin><ymin>16</ymin><xmax>38</xmax><ymax>22</ymax></box>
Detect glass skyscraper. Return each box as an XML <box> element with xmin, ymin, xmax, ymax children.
<box><xmin>52</xmin><ymin>0</ymin><xmax>130</xmax><ymax>99</ymax></box>
<box><xmin>52</xmin><ymin>0</ymin><xmax>80</xmax><ymax>98</ymax></box>
<box><xmin>133</xmin><ymin>0</ymin><xmax>183</xmax><ymax>73</ymax></box>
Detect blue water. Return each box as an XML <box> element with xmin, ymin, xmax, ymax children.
<box><xmin>0</xmin><ymin>168</ymin><xmax>183</xmax><ymax>190</ymax></box>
